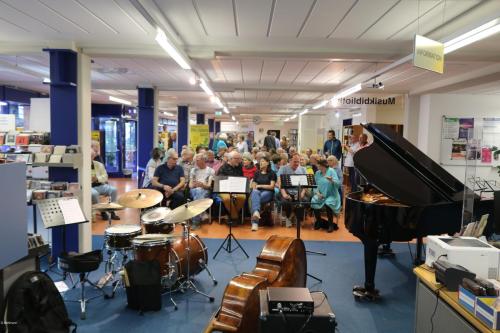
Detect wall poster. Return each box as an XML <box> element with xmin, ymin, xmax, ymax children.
<box><xmin>441</xmin><ymin>116</ymin><xmax>500</xmax><ymax>166</ymax></box>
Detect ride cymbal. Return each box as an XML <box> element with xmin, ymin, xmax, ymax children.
<box><xmin>164</xmin><ymin>198</ymin><xmax>213</xmax><ymax>224</ymax></box>
<box><xmin>118</xmin><ymin>189</ymin><xmax>163</xmax><ymax>209</ymax></box>
<box><xmin>92</xmin><ymin>202</ymin><xmax>125</xmax><ymax>212</ymax></box>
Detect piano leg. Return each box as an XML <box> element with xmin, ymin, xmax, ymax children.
<box><xmin>353</xmin><ymin>236</ymin><xmax>380</xmax><ymax>300</ymax></box>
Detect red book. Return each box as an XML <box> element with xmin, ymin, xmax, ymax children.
<box><xmin>15</xmin><ymin>135</ymin><xmax>30</xmax><ymax>146</ymax></box>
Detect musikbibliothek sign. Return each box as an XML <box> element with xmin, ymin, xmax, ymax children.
<box><xmin>337</xmin><ymin>97</ymin><xmax>396</xmax><ymax>105</ymax></box>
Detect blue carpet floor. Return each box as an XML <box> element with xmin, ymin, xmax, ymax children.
<box><xmin>56</xmin><ymin>237</ymin><xmax>417</xmax><ymax>333</ymax></box>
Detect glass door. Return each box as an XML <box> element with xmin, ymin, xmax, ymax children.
<box><xmin>100</xmin><ymin>118</ymin><xmax>120</xmax><ymax>174</ymax></box>
<box><xmin>124</xmin><ymin>120</ymin><xmax>137</xmax><ymax>173</ymax></box>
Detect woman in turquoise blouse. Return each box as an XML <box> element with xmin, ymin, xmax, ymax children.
<box><xmin>311</xmin><ymin>159</ymin><xmax>341</xmax><ymax>232</ymax></box>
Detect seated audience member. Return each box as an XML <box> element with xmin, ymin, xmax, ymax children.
<box><xmin>281</xmin><ymin>136</ymin><xmax>289</xmax><ymax>153</ymax></box>
<box><xmin>216</xmin><ymin>146</ymin><xmax>227</xmax><ymax>160</ymax></box>
<box><xmin>151</xmin><ymin>150</ymin><xmax>186</xmax><ymax>209</ymax></box>
<box><xmin>309</xmin><ymin>153</ymin><xmax>319</xmax><ymax>173</ymax></box>
<box><xmin>189</xmin><ymin>152</ymin><xmax>215</xmax><ymax>229</ymax></box>
<box><xmin>327</xmin><ymin>155</ymin><xmax>344</xmax><ymax>207</ymax></box>
<box><xmin>217</xmin><ymin>133</ymin><xmax>228</xmax><ymax>152</ymax></box>
<box><xmin>279</xmin><ymin>153</ymin><xmax>289</xmax><ymax>168</ymax></box>
<box><xmin>270</xmin><ymin>153</ymin><xmax>281</xmax><ymax>173</ymax></box>
<box><xmin>305</xmin><ymin>148</ymin><xmax>313</xmax><ymax>159</ymax></box>
<box><xmin>178</xmin><ymin>148</ymin><xmax>194</xmax><ymax>181</ymax></box>
<box><xmin>91</xmin><ymin>140</ymin><xmax>104</xmax><ymax>163</ymax></box>
<box><xmin>277</xmin><ymin>154</ymin><xmax>308</xmax><ymax>228</ymax></box>
<box><xmin>250</xmin><ymin>156</ymin><xmax>276</xmax><ymax>231</ymax></box>
<box><xmin>206</xmin><ymin>150</ymin><xmax>217</xmax><ymax>168</ymax></box>
<box><xmin>288</xmin><ymin>146</ymin><xmax>297</xmax><ymax>156</ymax></box>
<box><xmin>311</xmin><ymin>159</ymin><xmax>341</xmax><ymax>233</ymax></box>
<box><xmin>142</xmin><ymin>147</ymin><xmax>163</xmax><ymax>188</ymax></box>
<box><xmin>276</xmin><ymin>147</ymin><xmax>285</xmax><ymax>155</ymax></box>
<box><xmin>242</xmin><ymin>152</ymin><xmax>257</xmax><ymax>180</ymax></box>
<box><xmin>251</xmin><ymin>147</ymin><xmax>259</xmax><ymax>162</ymax></box>
<box><xmin>91</xmin><ymin>150</ymin><xmax>119</xmax><ymax>220</ymax></box>
<box><xmin>218</xmin><ymin>151</ymin><xmax>246</xmax><ymax>220</ymax></box>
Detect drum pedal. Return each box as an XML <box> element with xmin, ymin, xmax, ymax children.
<box><xmin>96</xmin><ymin>272</ymin><xmax>113</xmax><ymax>289</ymax></box>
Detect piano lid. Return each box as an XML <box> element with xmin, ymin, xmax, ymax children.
<box><xmin>353</xmin><ymin>123</ymin><xmax>464</xmax><ymax>206</ymax></box>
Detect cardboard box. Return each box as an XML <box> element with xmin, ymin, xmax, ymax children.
<box><xmin>459</xmin><ymin>286</ymin><xmax>477</xmax><ymax>313</ymax></box>
<box><xmin>475</xmin><ymin>297</ymin><xmax>500</xmax><ymax>330</ymax></box>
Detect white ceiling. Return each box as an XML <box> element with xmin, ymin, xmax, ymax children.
<box><xmin>1</xmin><ymin>0</ymin><xmax>500</xmax><ymax>121</ymax></box>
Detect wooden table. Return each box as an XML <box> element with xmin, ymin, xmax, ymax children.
<box><xmin>414</xmin><ymin>265</ymin><xmax>500</xmax><ymax>333</ymax></box>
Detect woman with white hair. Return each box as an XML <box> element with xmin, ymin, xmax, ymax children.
<box><xmin>216</xmin><ymin>133</ymin><xmax>228</xmax><ymax>153</ymax></box>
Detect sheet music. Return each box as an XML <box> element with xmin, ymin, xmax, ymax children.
<box><xmin>219</xmin><ymin>176</ymin><xmax>247</xmax><ymax>193</ymax></box>
<box><xmin>58</xmin><ymin>198</ymin><xmax>86</xmax><ymax>224</ymax></box>
<box><xmin>290</xmin><ymin>175</ymin><xmax>308</xmax><ymax>186</ymax></box>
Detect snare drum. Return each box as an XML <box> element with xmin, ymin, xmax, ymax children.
<box><xmin>141</xmin><ymin>207</ymin><xmax>174</xmax><ymax>234</ymax></box>
<box><xmin>132</xmin><ymin>234</ymin><xmax>172</xmax><ymax>278</ymax></box>
<box><xmin>104</xmin><ymin>225</ymin><xmax>142</xmax><ymax>250</ymax></box>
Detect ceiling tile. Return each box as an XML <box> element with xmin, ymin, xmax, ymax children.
<box><xmin>219</xmin><ymin>59</ymin><xmax>243</xmax><ymax>83</ymax></box>
<box><xmin>194</xmin><ymin>0</ymin><xmax>236</xmax><ymax>37</ymax></box>
<box><xmin>241</xmin><ymin>59</ymin><xmax>263</xmax><ymax>84</ymax></box>
<box><xmin>270</xmin><ymin>0</ymin><xmax>315</xmax><ymax>37</ymax></box>
<box><xmin>237</xmin><ymin>0</ymin><xmax>273</xmax><ymax>37</ymax></box>
<box><xmin>276</xmin><ymin>61</ymin><xmax>307</xmax><ymax>84</ymax></box>
<box><xmin>300</xmin><ymin>0</ymin><xmax>357</xmax><ymax>38</ymax></box>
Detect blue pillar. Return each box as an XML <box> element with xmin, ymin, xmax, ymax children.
<box><xmin>208</xmin><ymin>118</ymin><xmax>215</xmax><ymax>148</ymax></box>
<box><xmin>177</xmin><ymin>105</ymin><xmax>189</xmax><ymax>154</ymax></box>
<box><xmin>44</xmin><ymin>49</ymin><xmax>79</xmax><ymax>256</ymax></box>
<box><xmin>137</xmin><ymin>88</ymin><xmax>154</xmax><ymax>187</ymax></box>
<box><xmin>215</xmin><ymin>121</ymin><xmax>221</xmax><ymax>134</ymax></box>
<box><xmin>196</xmin><ymin>113</ymin><xmax>205</xmax><ymax>125</ymax></box>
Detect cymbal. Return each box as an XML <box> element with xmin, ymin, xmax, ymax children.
<box><xmin>164</xmin><ymin>198</ymin><xmax>213</xmax><ymax>224</ymax></box>
<box><xmin>118</xmin><ymin>189</ymin><xmax>163</xmax><ymax>209</ymax></box>
<box><xmin>92</xmin><ymin>202</ymin><xmax>125</xmax><ymax>212</ymax></box>
<box><xmin>141</xmin><ymin>207</ymin><xmax>171</xmax><ymax>223</ymax></box>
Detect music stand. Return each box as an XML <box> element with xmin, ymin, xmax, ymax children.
<box><xmin>212</xmin><ymin>176</ymin><xmax>250</xmax><ymax>259</ymax></box>
<box><xmin>37</xmin><ymin>198</ymin><xmax>89</xmax><ymax>278</ymax></box>
<box><xmin>280</xmin><ymin>174</ymin><xmax>324</xmax><ymax>283</ymax></box>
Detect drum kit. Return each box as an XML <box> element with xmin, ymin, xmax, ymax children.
<box><xmin>92</xmin><ymin>189</ymin><xmax>217</xmax><ymax>308</ymax></box>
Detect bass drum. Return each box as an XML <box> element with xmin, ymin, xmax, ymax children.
<box><xmin>170</xmin><ymin>233</ymin><xmax>208</xmax><ymax>282</ymax></box>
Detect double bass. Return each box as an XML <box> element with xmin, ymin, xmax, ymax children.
<box><xmin>204</xmin><ymin>235</ymin><xmax>306</xmax><ymax>333</ymax></box>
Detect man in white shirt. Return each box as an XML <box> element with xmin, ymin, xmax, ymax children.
<box><xmin>91</xmin><ymin>150</ymin><xmax>119</xmax><ymax>220</ymax></box>
<box><xmin>189</xmin><ymin>152</ymin><xmax>215</xmax><ymax>228</ymax></box>
<box><xmin>343</xmin><ymin>135</ymin><xmax>360</xmax><ymax>192</ymax></box>
<box><xmin>272</xmin><ymin>131</ymin><xmax>281</xmax><ymax>149</ymax></box>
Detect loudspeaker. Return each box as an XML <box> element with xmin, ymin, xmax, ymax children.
<box><xmin>258</xmin><ymin>290</ymin><xmax>336</xmax><ymax>333</ymax></box>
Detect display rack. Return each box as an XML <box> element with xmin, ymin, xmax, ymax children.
<box><xmin>288</xmin><ymin>128</ymin><xmax>298</xmax><ymax>147</ymax></box>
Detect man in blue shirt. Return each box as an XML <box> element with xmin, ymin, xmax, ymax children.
<box><xmin>151</xmin><ymin>150</ymin><xmax>186</xmax><ymax>209</ymax></box>
<box><xmin>323</xmin><ymin>130</ymin><xmax>342</xmax><ymax>161</ymax></box>
<box><xmin>277</xmin><ymin>154</ymin><xmax>308</xmax><ymax>228</ymax></box>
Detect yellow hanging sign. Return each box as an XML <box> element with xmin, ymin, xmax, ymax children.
<box><xmin>189</xmin><ymin>125</ymin><xmax>210</xmax><ymax>149</ymax></box>
<box><xmin>413</xmin><ymin>35</ymin><xmax>444</xmax><ymax>74</ymax></box>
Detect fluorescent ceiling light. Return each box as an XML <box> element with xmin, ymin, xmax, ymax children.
<box><xmin>109</xmin><ymin>96</ymin><xmax>132</xmax><ymax>106</ymax></box>
<box><xmin>212</xmin><ymin>97</ymin><xmax>224</xmax><ymax>108</ymax></box>
<box><xmin>352</xmin><ymin>113</ymin><xmax>362</xmax><ymax>118</ymax></box>
<box><xmin>312</xmin><ymin>100</ymin><xmax>328</xmax><ymax>110</ymax></box>
<box><xmin>444</xmin><ymin>18</ymin><xmax>500</xmax><ymax>54</ymax></box>
<box><xmin>335</xmin><ymin>111</ymin><xmax>340</xmax><ymax>118</ymax></box>
<box><xmin>331</xmin><ymin>83</ymin><xmax>362</xmax><ymax>103</ymax></box>
<box><xmin>299</xmin><ymin>109</ymin><xmax>309</xmax><ymax>116</ymax></box>
<box><xmin>290</xmin><ymin>114</ymin><xmax>297</xmax><ymax>120</ymax></box>
<box><xmin>162</xmin><ymin>111</ymin><xmax>174</xmax><ymax>116</ymax></box>
<box><xmin>155</xmin><ymin>27</ymin><xmax>191</xmax><ymax>70</ymax></box>
<box><xmin>42</xmin><ymin>78</ymin><xmax>51</xmax><ymax>84</ymax></box>
<box><xmin>284</xmin><ymin>118</ymin><xmax>290</xmax><ymax>122</ymax></box>
<box><xmin>199</xmin><ymin>79</ymin><xmax>213</xmax><ymax>96</ymax></box>
<box><xmin>223</xmin><ymin>107</ymin><xmax>230</xmax><ymax>114</ymax></box>
<box><xmin>189</xmin><ymin>77</ymin><xmax>196</xmax><ymax>85</ymax></box>
<box><xmin>0</xmin><ymin>101</ymin><xmax>7</xmax><ymax>106</ymax></box>
<box><xmin>236</xmin><ymin>121</ymin><xmax>239</xmax><ymax>124</ymax></box>
<box><xmin>231</xmin><ymin>115</ymin><xmax>236</xmax><ymax>121</ymax></box>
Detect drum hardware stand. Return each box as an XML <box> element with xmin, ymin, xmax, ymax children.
<box><xmin>177</xmin><ymin>217</ymin><xmax>215</xmax><ymax>302</ymax></box>
<box><xmin>213</xmin><ymin>193</ymin><xmax>249</xmax><ymax>259</ymax></box>
<box><xmin>281</xmin><ymin>176</ymin><xmax>324</xmax><ymax>283</ymax></box>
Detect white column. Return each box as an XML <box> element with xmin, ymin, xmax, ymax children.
<box><xmin>153</xmin><ymin>87</ymin><xmax>159</xmax><ymax>147</ymax></box>
<box><xmin>77</xmin><ymin>52</ymin><xmax>92</xmax><ymax>253</ymax></box>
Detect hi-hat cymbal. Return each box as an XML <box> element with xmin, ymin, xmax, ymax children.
<box><xmin>141</xmin><ymin>207</ymin><xmax>171</xmax><ymax>223</ymax></box>
<box><xmin>118</xmin><ymin>189</ymin><xmax>163</xmax><ymax>209</ymax></box>
<box><xmin>92</xmin><ymin>202</ymin><xmax>125</xmax><ymax>212</ymax></box>
<box><xmin>164</xmin><ymin>198</ymin><xmax>213</xmax><ymax>224</ymax></box>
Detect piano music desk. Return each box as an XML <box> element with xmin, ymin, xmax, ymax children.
<box><xmin>414</xmin><ymin>266</ymin><xmax>500</xmax><ymax>333</ymax></box>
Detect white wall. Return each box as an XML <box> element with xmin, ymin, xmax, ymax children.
<box><xmin>298</xmin><ymin>114</ymin><xmax>326</xmax><ymax>153</ymax></box>
<box><xmin>418</xmin><ymin>93</ymin><xmax>500</xmax><ymax>182</ymax></box>
<box><xmin>29</xmin><ymin>98</ymin><xmax>50</xmax><ymax>132</ymax></box>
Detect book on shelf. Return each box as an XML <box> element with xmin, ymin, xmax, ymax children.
<box><xmin>53</xmin><ymin>145</ymin><xmax>66</xmax><ymax>155</ymax></box>
<box><xmin>15</xmin><ymin>134</ymin><xmax>30</xmax><ymax>146</ymax></box>
<box><xmin>48</xmin><ymin>154</ymin><xmax>62</xmax><ymax>163</ymax></box>
<box><xmin>65</xmin><ymin>145</ymin><xmax>80</xmax><ymax>153</ymax></box>
<box><xmin>5</xmin><ymin>133</ymin><xmax>16</xmax><ymax>146</ymax></box>
<box><xmin>28</xmin><ymin>145</ymin><xmax>42</xmax><ymax>153</ymax></box>
<box><xmin>29</xmin><ymin>133</ymin><xmax>49</xmax><ymax>145</ymax></box>
<box><xmin>31</xmin><ymin>166</ymin><xmax>49</xmax><ymax>180</ymax></box>
<box><xmin>0</xmin><ymin>133</ymin><xmax>4</xmax><ymax>145</ymax></box>
<box><xmin>15</xmin><ymin>154</ymin><xmax>31</xmax><ymax>163</ymax></box>
<box><xmin>40</xmin><ymin>145</ymin><xmax>53</xmax><ymax>154</ymax></box>
<box><xmin>34</xmin><ymin>153</ymin><xmax>49</xmax><ymax>163</ymax></box>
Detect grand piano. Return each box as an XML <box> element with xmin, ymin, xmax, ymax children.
<box><xmin>345</xmin><ymin>123</ymin><xmax>492</xmax><ymax>298</ymax></box>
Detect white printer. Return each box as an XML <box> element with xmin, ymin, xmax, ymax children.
<box><xmin>425</xmin><ymin>236</ymin><xmax>500</xmax><ymax>280</ymax></box>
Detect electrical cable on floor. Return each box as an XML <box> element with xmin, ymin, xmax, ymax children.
<box><xmin>430</xmin><ymin>285</ymin><xmax>445</xmax><ymax>333</ymax></box>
